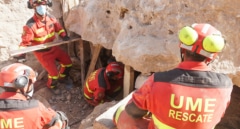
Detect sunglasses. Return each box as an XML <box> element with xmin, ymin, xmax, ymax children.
<box><xmin>179</xmin><ymin>26</ymin><xmax>225</xmax><ymax>53</ymax></box>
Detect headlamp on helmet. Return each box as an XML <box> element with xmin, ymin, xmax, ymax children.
<box><xmin>179</xmin><ymin>23</ymin><xmax>225</xmax><ymax>60</ymax></box>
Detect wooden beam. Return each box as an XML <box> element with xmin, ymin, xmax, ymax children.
<box><xmin>9</xmin><ymin>37</ymin><xmax>81</xmax><ymax>56</ymax></box>
<box><xmin>85</xmin><ymin>44</ymin><xmax>102</xmax><ymax>80</ymax></box>
<box><xmin>79</xmin><ymin>39</ymin><xmax>85</xmax><ymax>88</ymax></box>
<box><xmin>96</xmin><ymin>58</ymin><xmax>103</xmax><ymax>69</ymax></box>
<box><xmin>67</xmin><ymin>42</ymin><xmax>72</xmax><ymax>56</ymax></box>
<box><xmin>123</xmin><ymin>65</ymin><xmax>135</xmax><ymax>97</ymax></box>
<box><xmin>37</xmin><ymin>70</ymin><xmax>47</xmax><ymax>81</ymax></box>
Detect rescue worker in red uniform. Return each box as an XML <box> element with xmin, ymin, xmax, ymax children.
<box><xmin>83</xmin><ymin>62</ymin><xmax>124</xmax><ymax>106</ymax></box>
<box><xmin>113</xmin><ymin>23</ymin><xmax>233</xmax><ymax>129</ymax></box>
<box><xmin>0</xmin><ymin>63</ymin><xmax>70</xmax><ymax>129</ymax></box>
<box><xmin>18</xmin><ymin>0</ymin><xmax>73</xmax><ymax>94</ymax></box>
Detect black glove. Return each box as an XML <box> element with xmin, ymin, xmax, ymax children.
<box><xmin>13</xmin><ymin>53</ymin><xmax>26</xmax><ymax>63</ymax></box>
<box><xmin>62</xmin><ymin>36</ymin><xmax>70</xmax><ymax>41</ymax></box>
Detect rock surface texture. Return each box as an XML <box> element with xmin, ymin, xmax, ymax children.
<box><xmin>65</xmin><ymin>0</ymin><xmax>240</xmax><ymax>75</ymax></box>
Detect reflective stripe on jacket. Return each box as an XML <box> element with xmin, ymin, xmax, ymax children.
<box><xmin>131</xmin><ymin>61</ymin><xmax>233</xmax><ymax>129</ymax></box>
<box><xmin>20</xmin><ymin>13</ymin><xmax>66</xmax><ymax>47</ymax></box>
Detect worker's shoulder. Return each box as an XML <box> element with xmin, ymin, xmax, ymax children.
<box><xmin>0</xmin><ymin>98</ymin><xmax>40</xmax><ymax>109</ymax></box>
<box><xmin>25</xmin><ymin>17</ymin><xmax>35</xmax><ymax>27</ymax></box>
<box><xmin>213</xmin><ymin>72</ymin><xmax>233</xmax><ymax>85</ymax></box>
<box><xmin>153</xmin><ymin>68</ymin><xmax>181</xmax><ymax>81</ymax></box>
<box><xmin>153</xmin><ymin>68</ymin><xmax>233</xmax><ymax>88</ymax></box>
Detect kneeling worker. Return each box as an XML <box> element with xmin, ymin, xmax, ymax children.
<box><xmin>83</xmin><ymin>62</ymin><xmax>124</xmax><ymax>106</ymax></box>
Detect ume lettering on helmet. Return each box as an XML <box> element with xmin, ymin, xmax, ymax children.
<box><xmin>179</xmin><ymin>23</ymin><xmax>225</xmax><ymax>60</ymax></box>
<box><xmin>0</xmin><ymin>63</ymin><xmax>37</xmax><ymax>89</ymax></box>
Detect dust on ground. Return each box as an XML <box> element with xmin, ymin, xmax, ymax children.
<box><xmin>34</xmin><ymin>66</ymin><xmax>95</xmax><ymax>129</ymax></box>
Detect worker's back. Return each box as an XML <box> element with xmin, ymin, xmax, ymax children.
<box><xmin>134</xmin><ymin>66</ymin><xmax>233</xmax><ymax>129</ymax></box>
<box><xmin>0</xmin><ymin>92</ymin><xmax>56</xmax><ymax>129</ymax></box>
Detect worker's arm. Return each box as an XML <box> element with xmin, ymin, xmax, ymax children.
<box><xmin>48</xmin><ymin>111</ymin><xmax>69</xmax><ymax>129</ymax></box>
<box><xmin>49</xmin><ymin>15</ymin><xmax>69</xmax><ymax>40</ymax></box>
<box><xmin>125</xmin><ymin>100</ymin><xmax>148</xmax><ymax>118</ymax></box>
<box><xmin>113</xmin><ymin>103</ymin><xmax>150</xmax><ymax>129</ymax></box>
<box><xmin>38</xmin><ymin>102</ymin><xmax>69</xmax><ymax>129</ymax></box>
<box><xmin>20</xmin><ymin>25</ymin><xmax>34</xmax><ymax>47</ymax></box>
<box><xmin>125</xmin><ymin>75</ymin><xmax>155</xmax><ymax>118</ymax></box>
<box><xmin>92</xmin><ymin>87</ymin><xmax>106</xmax><ymax>105</ymax></box>
<box><xmin>13</xmin><ymin>25</ymin><xmax>33</xmax><ymax>62</ymax></box>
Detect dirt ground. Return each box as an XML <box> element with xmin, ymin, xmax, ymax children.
<box><xmin>33</xmin><ymin>64</ymin><xmax>95</xmax><ymax>129</ymax></box>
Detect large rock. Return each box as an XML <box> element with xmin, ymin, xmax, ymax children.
<box><xmin>64</xmin><ymin>0</ymin><xmax>240</xmax><ymax>85</ymax></box>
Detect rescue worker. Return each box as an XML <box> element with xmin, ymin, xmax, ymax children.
<box><xmin>17</xmin><ymin>0</ymin><xmax>73</xmax><ymax>94</ymax></box>
<box><xmin>0</xmin><ymin>63</ymin><xmax>70</xmax><ymax>129</ymax></box>
<box><xmin>113</xmin><ymin>23</ymin><xmax>233</xmax><ymax>129</ymax></box>
<box><xmin>83</xmin><ymin>62</ymin><xmax>124</xmax><ymax>106</ymax></box>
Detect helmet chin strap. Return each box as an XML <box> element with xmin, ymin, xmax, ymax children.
<box><xmin>180</xmin><ymin>48</ymin><xmax>184</xmax><ymax>62</ymax></box>
<box><xmin>26</xmin><ymin>84</ymin><xmax>34</xmax><ymax>99</ymax></box>
<box><xmin>19</xmin><ymin>83</ymin><xmax>34</xmax><ymax>99</ymax></box>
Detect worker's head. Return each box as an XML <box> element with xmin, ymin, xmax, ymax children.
<box><xmin>28</xmin><ymin>0</ymin><xmax>52</xmax><ymax>16</ymax></box>
<box><xmin>0</xmin><ymin>63</ymin><xmax>37</xmax><ymax>99</ymax></box>
<box><xmin>106</xmin><ymin>62</ymin><xmax>124</xmax><ymax>81</ymax></box>
<box><xmin>179</xmin><ymin>23</ymin><xmax>226</xmax><ymax>63</ymax></box>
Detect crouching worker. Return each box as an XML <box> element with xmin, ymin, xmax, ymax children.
<box><xmin>0</xmin><ymin>63</ymin><xmax>70</xmax><ymax>129</ymax></box>
<box><xmin>83</xmin><ymin>62</ymin><xmax>124</xmax><ymax>106</ymax></box>
<box><xmin>113</xmin><ymin>23</ymin><xmax>233</xmax><ymax>129</ymax></box>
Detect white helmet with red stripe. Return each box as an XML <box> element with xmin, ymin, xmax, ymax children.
<box><xmin>179</xmin><ymin>23</ymin><xmax>225</xmax><ymax>60</ymax></box>
<box><xmin>0</xmin><ymin>63</ymin><xmax>36</xmax><ymax>89</ymax></box>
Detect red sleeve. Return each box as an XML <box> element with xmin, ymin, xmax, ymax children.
<box><xmin>94</xmin><ymin>87</ymin><xmax>106</xmax><ymax>104</ymax></box>
<box><xmin>20</xmin><ymin>26</ymin><xmax>34</xmax><ymax>46</ymax></box>
<box><xmin>38</xmin><ymin>102</ymin><xmax>58</xmax><ymax>127</ymax></box>
<box><xmin>51</xmin><ymin>17</ymin><xmax>66</xmax><ymax>37</ymax></box>
<box><xmin>132</xmin><ymin>75</ymin><xmax>154</xmax><ymax>110</ymax></box>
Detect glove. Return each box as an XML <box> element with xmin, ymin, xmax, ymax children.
<box><xmin>13</xmin><ymin>53</ymin><xmax>26</xmax><ymax>63</ymax></box>
<box><xmin>62</xmin><ymin>36</ymin><xmax>70</xmax><ymax>41</ymax></box>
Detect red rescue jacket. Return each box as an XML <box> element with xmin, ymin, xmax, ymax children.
<box><xmin>19</xmin><ymin>13</ymin><xmax>72</xmax><ymax>84</ymax></box>
<box><xmin>0</xmin><ymin>92</ymin><xmax>58</xmax><ymax>129</ymax></box>
<box><xmin>131</xmin><ymin>61</ymin><xmax>233</xmax><ymax>129</ymax></box>
<box><xmin>20</xmin><ymin>13</ymin><xmax>66</xmax><ymax>47</ymax></box>
<box><xmin>84</xmin><ymin>68</ymin><xmax>123</xmax><ymax>106</ymax></box>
